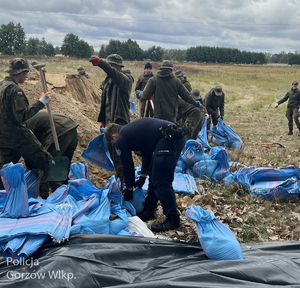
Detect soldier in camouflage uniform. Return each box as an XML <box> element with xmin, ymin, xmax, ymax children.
<box><xmin>0</xmin><ymin>58</ymin><xmax>52</xmax><ymax>190</ymax></box>
<box><xmin>175</xmin><ymin>70</ymin><xmax>206</xmax><ymax>140</ymax></box>
<box><xmin>135</xmin><ymin>62</ymin><xmax>154</xmax><ymax>117</ymax></box>
<box><xmin>275</xmin><ymin>80</ymin><xmax>300</xmax><ymax>136</ymax></box>
<box><xmin>77</xmin><ymin>65</ymin><xmax>90</xmax><ymax>79</ymax></box>
<box><xmin>138</xmin><ymin>60</ymin><xmax>200</xmax><ymax>123</ymax></box>
<box><xmin>205</xmin><ymin>85</ymin><xmax>225</xmax><ymax>130</ymax></box>
<box><xmin>26</xmin><ymin>110</ymin><xmax>79</xmax><ymax>198</ymax></box>
<box><xmin>175</xmin><ymin>70</ymin><xmax>192</xmax><ymax>92</ymax></box>
<box><xmin>89</xmin><ymin>54</ymin><xmax>134</xmax><ymax>187</ymax></box>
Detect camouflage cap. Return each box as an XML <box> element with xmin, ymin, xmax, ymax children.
<box><xmin>214</xmin><ymin>85</ymin><xmax>223</xmax><ymax>96</ymax></box>
<box><xmin>77</xmin><ymin>65</ymin><xmax>85</xmax><ymax>71</ymax></box>
<box><xmin>191</xmin><ymin>88</ymin><xmax>201</xmax><ymax>100</ymax></box>
<box><xmin>5</xmin><ymin>58</ymin><xmax>32</xmax><ymax>74</ymax></box>
<box><xmin>106</xmin><ymin>54</ymin><xmax>124</xmax><ymax>67</ymax></box>
<box><xmin>31</xmin><ymin>60</ymin><xmax>39</xmax><ymax>66</ymax></box>
<box><xmin>159</xmin><ymin>60</ymin><xmax>174</xmax><ymax>70</ymax></box>
<box><xmin>174</xmin><ymin>70</ymin><xmax>184</xmax><ymax>77</ymax></box>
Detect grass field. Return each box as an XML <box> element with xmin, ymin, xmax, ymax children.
<box><xmin>1</xmin><ymin>55</ymin><xmax>300</xmax><ymax>243</ymax></box>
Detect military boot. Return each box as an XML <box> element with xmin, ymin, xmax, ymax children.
<box><xmin>137</xmin><ymin>206</ymin><xmax>156</xmax><ymax>222</ymax></box>
<box><xmin>151</xmin><ymin>215</ymin><xmax>180</xmax><ymax>232</ymax></box>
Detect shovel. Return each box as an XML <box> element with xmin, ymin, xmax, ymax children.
<box><xmin>33</xmin><ymin>63</ymin><xmax>70</xmax><ymax>181</ymax></box>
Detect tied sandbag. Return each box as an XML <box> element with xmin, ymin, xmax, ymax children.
<box><xmin>209</xmin><ymin>146</ymin><xmax>230</xmax><ymax>182</ymax></box>
<box><xmin>0</xmin><ymin>163</ymin><xmax>29</xmax><ymax>218</ymax></box>
<box><xmin>231</xmin><ymin>166</ymin><xmax>300</xmax><ymax>200</ymax></box>
<box><xmin>82</xmin><ymin>134</ymin><xmax>114</xmax><ymax>171</ymax></box>
<box><xmin>208</xmin><ymin>117</ymin><xmax>244</xmax><ymax>150</ymax></box>
<box><xmin>181</xmin><ymin>140</ymin><xmax>210</xmax><ymax>169</ymax></box>
<box><xmin>186</xmin><ymin>205</ymin><xmax>243</xmax><ymax>260</ymax></box>
<box><xmin>192</xmin><ymin>159</ymin><xmax>218</xmax><ymax>180</ymax></box>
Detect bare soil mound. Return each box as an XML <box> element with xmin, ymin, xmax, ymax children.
<box><xmin>21</xmin><ymin>71</ymin><xmax>141</xmax><ymax>187</ymax></box>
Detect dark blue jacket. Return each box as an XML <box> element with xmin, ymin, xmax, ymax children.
<box><xmin>115</xmin><ymin>118</ymin><xmax>174</xmax><ymax>188</ymax></box>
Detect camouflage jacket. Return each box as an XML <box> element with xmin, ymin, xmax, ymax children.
<box><xmin>26</xmin><ymin>110</ymin><xmax>79</xmax><ymax>150</ymax></box>
<box><xmin>182</xmin><ymin>79</ymin><xmax>192</xmax><ymax>92</ymax></box>
<box><xmin>135</xmin><ymin>72</ymin><xmax>154</xmax><ymax>91</ymax></box>
<box><xmin>140</xmin><ymin>69</ymin><xmax>197</xmax><ymax>123</ymax></box>
<box><xmin>278</xmin><ymin>88</ymin><xmax>300</xmax><ymax>109</ymax></box>
<box><xmin>0</xmin><ymin>77</ymin><xmax>45</xmax><ymax>148</ymax></box>
<box><xmin>97</xmin><ymin>60</ymin><xmax>134</xmax><ymax>126</ymax></box>
<box><xmin>204</xmin><ymin>88</ymin><xmax>225</xmax><ymax>118</ymax></box>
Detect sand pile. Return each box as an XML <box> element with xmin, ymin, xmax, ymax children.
<box><xmin>21</xmin><ymin>71</ymin><xmax>139</xmax><ymax>187</ymax></box>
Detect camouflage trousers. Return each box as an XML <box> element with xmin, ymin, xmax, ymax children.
<box><xmin>177</xmin><ymin>101</ymin><xmax>205</xmax><ymax>140</ymax></box>
<box><xmin>0</xmin><ymin>141</ymin><xmax>52</xmax><ymax>191</ymax></box>
<box><xmin>286</xmin><ymin>108</ymin><xmax>300</xmax><ymax>132</ymax></box>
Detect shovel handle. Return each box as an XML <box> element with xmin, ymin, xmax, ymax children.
<box><xmin>37</xmin><ymin>66</ymin><xmax>61</xmax><ymax>152</ymax></box>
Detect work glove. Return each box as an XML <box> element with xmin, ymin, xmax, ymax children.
<box><xmin>123</xmin><ymin>188</ymin><xmax>133</xmax><ymax>201</ymax></box>
<box><xmin>89</xmin><ymin>56</ymin><xmax>101</xmax><ymax>66</ymax></box>
<box><xmin>149</xmin><ymin>96</ymin><xmax>154</xmax><ymax>101</ymax></box>
<box><xmin>99</xmin><ymin>123</ymin><xmax>105</xmax><ymax>133</ymax></box>
<box><xmin>136</xmin><ymin>90</ymin><xmax>141</xmax><ymax>99</ymax></box>
<box><xmin>39</xmin><ymin>92</ymin><xmax>51</xmax><ymax>105</ymax></box>
<box><xmin>204</xmin><ymin>113</ymin><xmax>209</xmax><ymax>118</ymax></box>
<box><xmin>134</xmin><ymin>175</ymin><xmax>146</xmax><ymax>189</ymax></box>
<box><xmin>275</xmin><ymin>103</ymin><xmax>279</xmax><ymax>108</ymax></box>
<box><xmin>195</xmin><ymin>101</ymin><xmax>202</xmax><ymax>108</ymax></box>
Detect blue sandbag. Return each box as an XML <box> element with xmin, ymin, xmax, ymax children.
<box><xmin>192</xmin><ymin>159</ymin><xmax>218</xmax><ymax>180</ymax></box>
<box><xmin>208</xmin><ymin>118</ymin><xmax>243</xmax><ymax>150</ymax></box>
<box><xmin>0</xmin><ymin>163</ymin><xmax>29</xmax><ymax>218</ymax></box>
<box><xmin>82</xmin><ymin>134</ymin><xmax>114</xmax><ymax>171</ymax></box>
<box><xmin>197</xmin><ymin>115</ymin><xmax>211</xmax><ymax>149</ymax></box>
<box><xmin>186</xmin><ymin>205</ymin><xmax>243</xmax><ymax>260</ymax></box>
<box><xmin>181</xmin><ymin>141</ymin><xmax>210</xmax><ymax>168</ymax></box>
<box><xmin>209</xmin><ymin>146</ymin><xmax>230</xmax><ymax>182</ymax></box>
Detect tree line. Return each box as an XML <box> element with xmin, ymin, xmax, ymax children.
<box><xmin>1</xmin><ymin>22</ymin><xmax>300</xmax><ymax>65</ymax></box>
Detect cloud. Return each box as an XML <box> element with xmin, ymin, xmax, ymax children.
<box><xmin>1</xmin><ymin>0</ymin><xmax>300</xmax><ymax>54</ymax></box>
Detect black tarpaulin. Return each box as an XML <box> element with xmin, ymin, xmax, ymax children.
<box><xmin>0</xmin><ymin>234</ymin><xmax>299</xmax><ymax>287</ymax></box>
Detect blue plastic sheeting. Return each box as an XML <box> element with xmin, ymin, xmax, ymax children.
<box><xmin>186</xmin><ymin>205</ymin><xmax>243</xmax><ymax>260</ymax></box>
<box><xmin>208</xmin><ymin>117</ymin><xmax>244</xmax><ymax>150</ymax></box>
<box><xmin>81</xmin><ymin>134</ymin><xmax>114</xmax><ymax>171</ymax></box>
<box><xmin>225</xmin><ymin>166</ymin><xmax>300</xmax><ymax>200</ymax></box>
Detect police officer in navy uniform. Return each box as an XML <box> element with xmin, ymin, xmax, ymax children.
<box><xmin>104</xmin><ymin>117</ymin><xmax>186</xmax><ymax>232</ymax></box>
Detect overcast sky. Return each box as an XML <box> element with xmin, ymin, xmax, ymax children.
<box><xmin>1</xmin><ymin>0</ymin><xmax>300</xmax><ymax>54</ymax></box>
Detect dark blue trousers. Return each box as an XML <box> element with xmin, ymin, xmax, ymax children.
<box><xmin>144</xmin><ymin>136</ymin><xmax>185</xmax><ymax>217</ymax></box>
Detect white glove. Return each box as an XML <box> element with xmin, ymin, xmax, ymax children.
<box><xmin>39</xmin><ymin>92</ymin><xmax>51</xmax><ymax>105</ymax></box>
<box><xmin>275</xmin><ymin>103</ymin><xmax>279</xmax><ymax>108</ymax></box>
